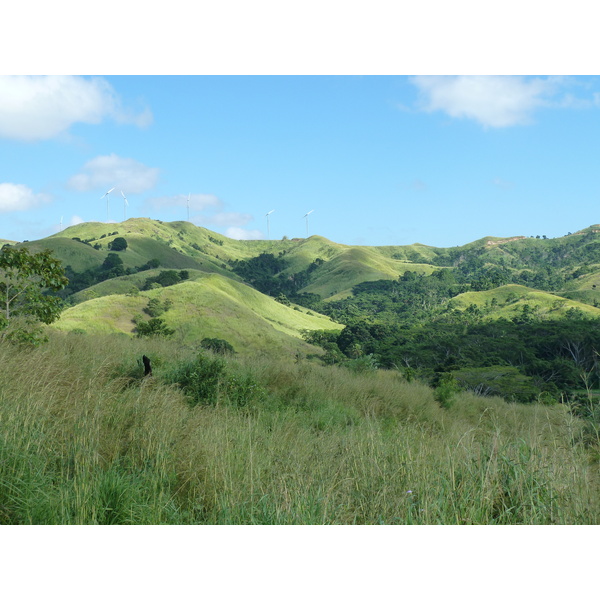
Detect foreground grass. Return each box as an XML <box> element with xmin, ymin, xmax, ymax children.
<box><xmin>0</xmin><ymin>333</ymin><xmax>598</xmax><ymax>524</ymax></box>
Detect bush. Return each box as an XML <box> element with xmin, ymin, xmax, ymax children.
<box><xmin>165</xmin><ymin>354</ymin><xmax>227</xmax><ymax>406</ymax></box>
<box><xmin>434</xmin><ymin>372</ymin><xmax>460</xmax><ymax>408</ymax></box>
<box><xmin>163</xmin><ymin>353</ymin><xmax>267</xmax><ymax>408</ymax></box>
<box><xmin>200</xmin><ymin>338</ymin><xmax>236</xmax><ymax>355</ymax></box>
<box><xmin>144</xmin><ymin>298</ymin><xmax>173</xmax><ymax>318</ymax></box>
<box><xmin>344</xmin><ymin>354</ymin><xmax>379</xmax><ymax>375</ymax></box>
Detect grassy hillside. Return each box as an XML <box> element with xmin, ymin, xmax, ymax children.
<box><xmin>0</xmin><ymin>332</ymin><xmax>597</xmax><ymax>525</ymax></box>
<box><xmin>53</xmin><ymin>275</ymin><xmax>343</xmax><ymax>357</ymax></box>
<box><xmin>448</xmin><ymin>284</ymin><xmax>600</xmax><ymax>320</ymax></box>
<box><xmin>23</xmin><ymin>237</ymin><xmax>106</xmax><ymax>272</ymax></box>
<box><xmin>301</xmin><ymin>247</ymin><xmax>438</xmax><ymax>300</ymax></box>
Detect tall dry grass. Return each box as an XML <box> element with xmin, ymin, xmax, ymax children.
<box><xmin>0</xmin><ymin>332</ymin><xmax>597</xmax><ymax>524</ymax></box>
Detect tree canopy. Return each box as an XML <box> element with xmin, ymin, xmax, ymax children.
<box><xmin>0</xmin><ymin>247</ymin><xmax>68</xmax><ymax>342</ymax></box>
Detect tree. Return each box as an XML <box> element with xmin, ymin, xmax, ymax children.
<box><xmin>102</xmin><ymin>253</ymin><xmax>124</xmax><ymax>270</ymax></box>
<box><xmin>108</xmin><ymin>237</ymin><xmax>128</xmax><ymax>251</ymax></box>
<box><xmin>0</xmin><ymin>247</ymin><xmax>68</xmax><ymax>342</ymax></box>
<box><xmin>135</xmin><ymin>318</ymin><xmax>175</xmax><ymax>338</ymax></box>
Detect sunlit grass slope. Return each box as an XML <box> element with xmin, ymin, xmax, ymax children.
<box><xmin>301</xmin><ymin>247</ymin><xmax>438</xmax><ymax>299</ymax></box>
<box><xmin>68</xmin><ymin>268</ymin><xmax>211</xmax><ymax>304</ymax></box>
<box><xmin>53</xmin><ymin>275</ymin><xmax>342</xmax><ymax>356</ymax></box>
<box><xmin>1</xmin><ymin>333</ymin><xmax>597</xmax><ymax>525</ymax></box>
<box><xmin>558</xmin><ymin>265</ymin><xmax>600</xmax><ymax>306</ymax></box>
<box><xmin>22</xmin><ymin>237</ymin><xmax>106</xmax><ymax>272</ymax></box>
<box><xmin>449</xmin><ymin>284</ymin><xmax>600</xmax><ymax>319</ymax></box>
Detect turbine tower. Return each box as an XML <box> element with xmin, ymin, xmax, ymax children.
<box><xmin>59</xmin><ymin>216</ymin><xmax>63</xmax><ymax>232</ymax></box>
<box><xmin>121</xmin><ymin>191</ymin><xmax>128</xmax><ymax>220</ymax></box>
<box><xmin>303</xmin><ymin>210</ymin><xmax>314</xmax><ymax>237</ymax></box>
<box><xmin>187</xmin><ymin>193</ymin><xmax>191</xmax><ymax>222</ymax></box>
<box><xmin>265</xmin><ymin>210</ymin><xmax>275</xmax><ymax>239</ymax></box>
<box><xmin>100</xmin><ymin>187</ymin><xmax>115</xmax><ymax>221</ymax></box>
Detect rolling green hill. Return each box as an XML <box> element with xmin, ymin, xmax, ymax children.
<box><xmin>301</xmin><ymin>247</ymin><xmax>438</xmax><ymax>300</ymax></box>
<box><xmin>8</xmin><ymin>218</ymin><xmax>600</xmax><ymax>373</ymax></box>
<box><xmin>448</xmin><ymin>284</ymin><xmax>600</xmax><ymax>320</ymax></box>
<box><xmin>53</xmin><ymin>275</ymin><xmax>343</xmax><ymax>358</ymax></box>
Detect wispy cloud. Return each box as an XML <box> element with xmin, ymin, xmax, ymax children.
<box><xmin>68</xmin><ymin>154</ymin><xmax>159</xmax><ymax>194</ymax></box>
<box><xmin>0</xmin><ymin>183</ymin><xmax>51</xmax><ymax>213</ymax></box>
<box><xmin>225</xmin><ymin>227</ymin><xmax>264</xmax><ymax>240</ymax></box>
<box><xmin>492</xmin><ymin>177</ymin><xmax>514</xmax><ymax>190</ymax></box>
<box><xmin>0</xmin><ymin>76</ymin><xmax>152</xmax><ymax>141</ymax></box>
<box><xmin>145</xmin><ymin>193</ymin><xmax>221</xmax><ymax>212</ymax></box>
<box><xmin>410</xmin><ymin>179</ymin><xmax>427</xmax><ymax>192</ymax></box>
<box><xmin>69</xmin><ymin>215</ymin><xmax>85</xmax><ymax>226</ymax></box>
<box><xmin>145</xmin><ymin>194</ymin><xmax>254</xmax><ymax>231</ymax></box>
<box><xmin>411</xmin><ymin>76</ymin><xmax>558</xmax><ymax>128</ymax></box>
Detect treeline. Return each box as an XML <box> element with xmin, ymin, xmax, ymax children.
<box><xmin>60</xmin><ymin>255</ymin><xmax>163</xmax><ymax>297</ymax></box>
<box><xmin>304</xmin><ymin>316</ymin><xmax>600</xmax><ymax>403</ymax></box>
<box><xmin>229</xmin><ymin>253</ymin><xmax>324</xmax><ymax>299</ymax></box>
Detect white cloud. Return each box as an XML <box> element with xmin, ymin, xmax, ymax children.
<box><xmin>146</xmin><ymin>193</ymin><xmax>222</xmax><ymax>212</ymax></box>
<box><xmin>225</xmin><ymin>227</ymin><xmax>264</xmax><ymax>240</ymax></box>
<box><xmin>68</xmin><ymin>154</ymin><xmax>159</xmax><ymax>194</ymax></box>
<box><xmin>69</xmin><ymin>215</ymin><xmax>85</xmax><ymax>226</ymax></box>
<box><xmin>0</xmin><ymin>183</ymin><xmax>51</xmax><ymax>213</ymax></box>
<box><xmin>411</xmin><ymin>76</ymin><xmax>557</xmax><ymax>128</ymax></box>
<box><xmin>0</xmin><ymin>76</ymin><xmax>152</xmax><ymax>141</ymax></box>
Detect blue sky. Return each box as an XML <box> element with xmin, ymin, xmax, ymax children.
<box><xmin>2</xmin><ymin>74</ymin><xmax>600</xmax><ymax>248</ymax></box>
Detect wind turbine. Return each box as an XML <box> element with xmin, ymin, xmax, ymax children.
<box><xmin>187</xmin><ymin>193</ymin><xmax>191</xmax><ymax>222</ymax></box>
<box><xmin>100</xmin><ymin>187</ymin><xmax>115</xmax><ymax>221</ymax></box>
<box><xmin>59</xmin><ymin>216</ymin><xmax>63</xmax><ymax>232</ymax></box>
<box><xmin>265</xmin><ymin>210</ymin><xmax>275</xmax><ymax>239</ymax></box>
<box><xmin>121</xmin><ymin>191</ymin><xmax>128</xmax><ymax>220</ymax></box>
<box><xmin>303</xmin><ymin>210</ymin><xmax>314</xmax><ymax>237</ymax></box>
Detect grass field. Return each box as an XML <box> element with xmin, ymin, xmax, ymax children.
<box><xmin>1</xmin><ymin>332</ymin><xmax>597</xmax><ymax>525</ymax></box>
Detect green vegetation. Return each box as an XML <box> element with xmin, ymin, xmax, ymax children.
<box><xmin>108</xmin><ymin>237</ymin><xmax>128</xmax><ymax>251</ymax></box>
<box><xmin>53</xmin><ymin>276</ymin><xmax>343</xmax><ymax>357</ymax></box>
<box><xmin>0</xmin><ymin>246</ymin><xmax>68</xmax><ymax>344</ymax></box>
<box><xmin>3</xmin><ymin>220</ymin><xmax>600</xmax><ymax>524</ymax></box>
<box><xmin>0</xmin><ymin>332</ymin><xmax>597</xmax><ymax>524</ymax></box>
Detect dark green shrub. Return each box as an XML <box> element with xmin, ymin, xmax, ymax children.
<box><xmin>222</xmin><ymin>372</ymin><xmax>267</xmax><ymax>408</ymax></box>
<box><xmin>344</xmin><ymin>354</ymin><xmax>379</xmax><ymax>375</ymax></box>
<box><xmin>144</xmin><ymin>298</ymin><xmax>173</xmax><ymax>318</ymax></box>
<box><xmin>135</xmin><ymin>318</ymin><xmax>175</xmax><ymax>338</ymax></box>
<box><xmin>165</xmin><ymin>354</ymin><xmax>227</xmax><ymax>406</ymax></box>
<box><xmin>434</xmin><ymin>372</ymin><xmax>460</xmax><ymax>408</ymax></box>
<box><xmin>200</xmin><ymin>338</ymin><xmax>236</xmax><ymax>355</ymax></box>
